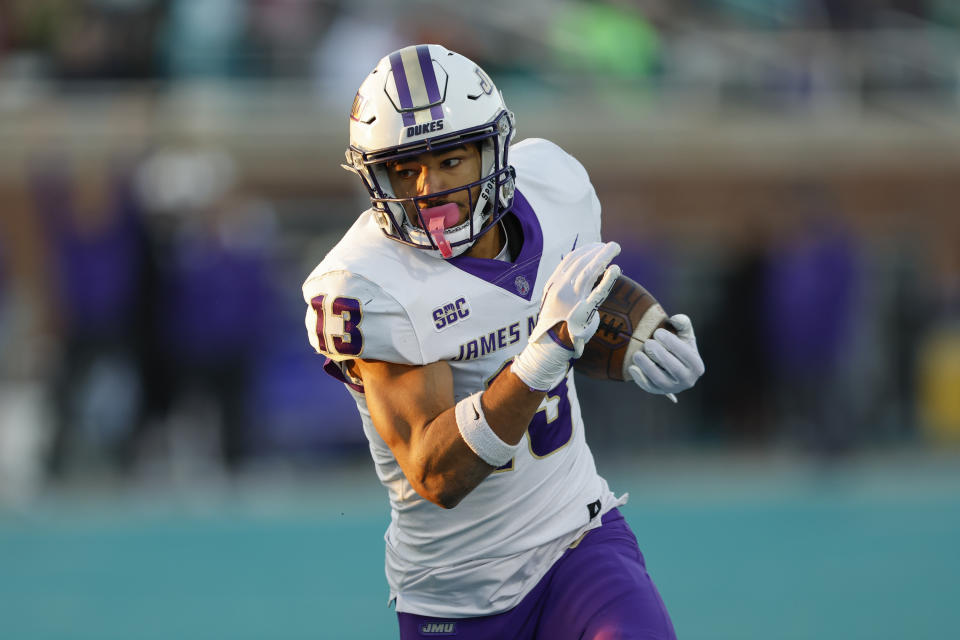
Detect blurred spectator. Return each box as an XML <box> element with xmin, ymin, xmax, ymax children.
<box><xmin>160</xmin><ymin>189</ymin><xmax>276</xmax><ymax>472</ymax></box>
<box><xmin>918</xmin><ymin>326</ymin><xmax>960</xmax><ymax>443</ymax></box>
<box><xmin>699</xmin><ymin>227</ymin><xmax>776</xmax><ymax>444</ymax></box>
<box><xmin>128</xmin><ymin>146</ymin><xmax>283</xmax><ymax>473</ymax></box>
<box><xmin>916</xmin><ymin>233</ymin><xmax>960</xmax><ymax>442</ymax></box>
<box><xmin>0</xmin><ymin>237</ymin><xmax>7</xmax><ymax>331</ymax></box>
<box><xmin>31</xmin><ymin>157</ymin><xmax>152</xmax><ymax>478</ymax></box>
<box><xmin>0</xmin><ymin>235</ymin><xmax>11</xmax><ymax>378</ymax></box>
<box><xmin>247</xmin><ymin>278</ymin><xmax>365</xmax><ymax>460</ymax></box>
<box><xmin>869</xmin><ymin>241</ymin><xmax>932</xmax><ymax>440</ymax></box>
<box><xmin>762</xmin><ymin>189</ymin><xmax>861</xmax><ymax>455</ymax></box>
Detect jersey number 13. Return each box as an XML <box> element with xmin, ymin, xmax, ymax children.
<box><xmin>311</xmin><ymin>294</ymin><xmax>364</xmax><ymax>357</ymax></box>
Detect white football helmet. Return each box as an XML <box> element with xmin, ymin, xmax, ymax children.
<box><xmin>342</xmin><ymin>44</ymin><xmax>516</xmax><ymax>258</ymax></box>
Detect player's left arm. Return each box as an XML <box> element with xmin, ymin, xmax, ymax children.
<box><xmin>627</xmin><ymin>314</ymin><xmax>705</xmax><ymax>397</ymax></box>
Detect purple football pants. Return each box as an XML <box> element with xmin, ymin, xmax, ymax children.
<box><xmin>397</xmin><ymin>508</ymin><xmax>676</xmax><ymax>640</ymax></box>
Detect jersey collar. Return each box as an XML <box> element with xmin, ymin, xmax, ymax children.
<box><xmin>447</xmin><ymin>189</ymin><xmax>543</xmax><ymax>301</ymax></box>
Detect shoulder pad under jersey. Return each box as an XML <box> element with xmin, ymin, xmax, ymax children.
<box><xmin>303</xmin><ymin>269</ymin><xmax>424</xmax><ymax>365</ymax></box>
<box><xmin>510</xmin><ymin>138</ymin><xmax>602</xmax><ymax>243</ymax></box>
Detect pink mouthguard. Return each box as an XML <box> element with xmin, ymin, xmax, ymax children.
<box><xmin>421</xmin><ymin>203</ymin><xmax>460</xmax><ymax>259</ymax></box>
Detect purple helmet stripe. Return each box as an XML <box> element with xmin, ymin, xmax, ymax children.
<box><xmin>389</xmin><ymin>51</ymin><xmax>416</xmax><ymax>126</ymax></box>
<box><xmin>416</xmin><ymin>45</ymin><xmax>445</xmax><ymax>120</ymax></box>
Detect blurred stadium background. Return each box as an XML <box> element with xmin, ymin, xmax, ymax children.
<box><xmin>2</xmin><ymin>1</ymin><xmax>960</xmax><ymax>638</ymax></box>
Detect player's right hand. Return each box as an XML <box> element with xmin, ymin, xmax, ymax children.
<box><xmin>530</xmin><ymin>241</ymin><xmax>621</xmax><ymax>357</ymax></box>
<box><xmin>627</xmin><ymin>313</ymin><xmax>705</xmax><ymax>398</ymax></box>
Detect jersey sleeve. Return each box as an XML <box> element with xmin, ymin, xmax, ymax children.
<box><xmin>302</xmin><ymin>270</ymin><xmax>425</xmax><ymax>365</ymax></box>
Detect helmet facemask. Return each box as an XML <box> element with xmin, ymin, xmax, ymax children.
<box><xmin>347</xmin><ymin>111</ymin><xmax>514</xmax><ymax>259</ymax></box>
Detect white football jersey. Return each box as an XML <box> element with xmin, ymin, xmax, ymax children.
<box><xmin>302</xmin><ymin>138</ymin><xmax>625</xmax><ymax>617</ymax></box>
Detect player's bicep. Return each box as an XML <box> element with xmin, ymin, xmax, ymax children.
<box><xmin>355</xmin><ymin>359</ymin><xmax>455</xmax><ymax>457</ymax></box>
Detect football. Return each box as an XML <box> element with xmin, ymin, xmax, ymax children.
<box><xmin>576</xmin><ymin>275</ymin><xmax>675</xmax><ymax>381</ymax></box>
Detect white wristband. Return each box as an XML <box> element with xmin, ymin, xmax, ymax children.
<box><xmin>511</xmin><ymin>331</ymin><xmax>573</xmax><ymax>392</ymax></box>
<box><xmin>455</xmin><ymin>391</ymin><xmax>519</xmax><ymax>468</ymax></box>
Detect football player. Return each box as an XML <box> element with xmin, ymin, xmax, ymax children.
<box><xmin>303</xmin><ymin>44</ymin><xmax>704</xmax><ymax>640</ymax></box>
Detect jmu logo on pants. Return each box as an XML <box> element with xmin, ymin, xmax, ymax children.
<box><xmin>419</xmin><ymin>621</ymin><xmax>457</xmax><ymax>635</ymax></box>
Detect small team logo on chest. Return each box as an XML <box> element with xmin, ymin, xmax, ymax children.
<box><xmin>514</xmin><ymin>275</ymin><xmax>530</xmax><ymax>296</ymax></box>
<box><xmin>432</xmin><ymin>297</ymin><xmax>470</xmax><ymax>331</ymax></box>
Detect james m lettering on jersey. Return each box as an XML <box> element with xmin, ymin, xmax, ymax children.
<box><xmin>451</xmin><ymin>314</ymin><xmax>538</xmax><ymax>362</ymax></box>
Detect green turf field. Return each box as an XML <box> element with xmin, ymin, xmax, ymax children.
<box><xmin>2</xmin><ymin>451</ymin><xmax>959</xmax><ymax>639</ymax></box>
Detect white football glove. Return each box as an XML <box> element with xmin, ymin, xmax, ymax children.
<box><xmin>529</xmin><ymin>241</ymin><xmax>622</xmax><ymax>356</ymax></box>
<box><xmin>512</xmin><ymin>242</ymin><xmax>621</xmax><ymax>391</ymax></box>
<box><xmin>627</xmin><ymin>313</ymin><xmax>705</xmax><ymax>401</ymax></box>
